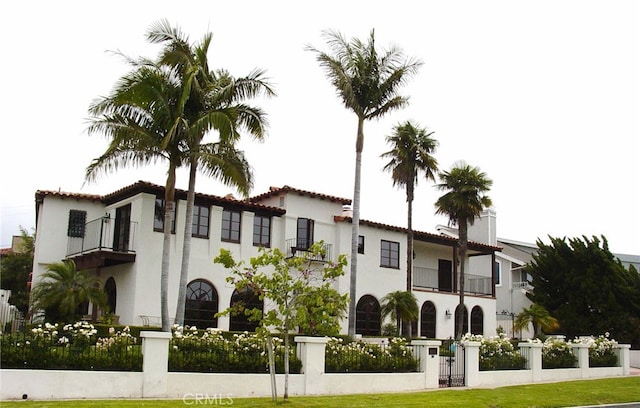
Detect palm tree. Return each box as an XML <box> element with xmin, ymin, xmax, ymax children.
<box><xmin>514</xmin><ymin>304</ymin><xmax>560</xmax><ymax>339</ymax></box>
<box><xmin>86</xmin><ymin>56</ymin><xmax>189</xmax><ymax>332</ymax></box>
<box><xmin>146</xmin><ymin>20</ymin><xmax>275</xmax><ymax>326</ymax></box>
<box><xmin>381</xmin><ymin>121</ymin><xmax>438</xmax><ymax>294</ymax></box>
<box><xmin>435</xmin><ymin>162</ymin><xmax>492</xmax><ymax>339</ymax></box>
<box><xmin>30</xmin><ymin>260</ymin><xmax>106</xmax><ymax>323</ymax></box>
<box><xmin>380</xmin><ymin>290</ymin><xmax>419</xmax><ymax>337</ymax></box>
<box><xmin>307</xmin><ymin>29</ymin><xmax>422</xmax><ymax>337</ymax></box>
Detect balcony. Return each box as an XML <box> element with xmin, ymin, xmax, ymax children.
<box><xmin>66</xmin><ymin>216</ymin><xmax>137</xmax><ymax>270</ymax></box>
<box><xmin>285</xmin><ymin>238</ymin><xmax>332</xmax><ymax>262</ymax></box>
<box><xmin>413</xmin><ymin>266</ymin><xmax>493</xmax><ymax>296</ymax></box>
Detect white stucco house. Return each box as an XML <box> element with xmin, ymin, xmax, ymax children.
<box><xmin>30</xmin><ymin>181</ymin><xmax>502</xmax><ymax>339</ymax></box>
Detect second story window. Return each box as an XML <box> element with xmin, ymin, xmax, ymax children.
<box><xmin>253</xmin><ymin>215</ymin><xmax>271</xmax><ymax>247</ymax></box>
<box><xmin>154</xmin><ymin>198</ymin><xmax>177</xmax><ymax>233</ymax></box>
<box><xmin>192</xmin><ymin>204</ymin><xmax>210</xmax><ymax>238</ymax></box>
<box><xmin>67</xmin><ymin>210</ymin><xmax>87</xmax><ymax>237</ymax></box>
<box><xmin>221</xmin><ymin>209</ymin><xmax>241</xmax><ymax>243</ymax></box>
<box><xmin>358</xmin><ymin>235</ymin><xmax>365</xmax><ymax>254</ymax></box>
<box><xmin>296</xmin><ymin>218</ymin><xmax>314</xmax><ymax>250</ymax></box>
<box><xmin>380</xmin><ymin>239</ymin><xmax>400</xmax><ymax>269</ymax></box>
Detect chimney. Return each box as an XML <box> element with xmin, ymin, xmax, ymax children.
<box><xmin>342</xmin><ymin>205</ymin><xmax>353</xmax><ymax>218</ymax></box>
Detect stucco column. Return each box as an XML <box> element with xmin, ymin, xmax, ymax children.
<box><xmin>462</xmin><ymin>341</ymin><xmax>481</xmax><ymax>387</ymax></box>
<box><xmin>519</xmin><ymin>342</ymin><xmax>543</xmax><ymax>383</ymax></box>
<box><xmin>141</xmin><ymin>331</ymin><xmax>172</xmax><ymax>398</ymax></box>
<box><xmin>618</xmin><ymin>344</ymin><xmax>631</xmax><ymax>375</ymax></box>
<box><xmin>571</xmin><ymin>343</ymin><xmax>590</xmax><ymax>378</ymax></box>
<box><xmin>294</xmin><ymin>336</ymin><xmax>329</xmax><ymax>395</ymax></box>
<box><xmin>411</xmin><ymin>339</ymin><xmax>442</xmax><ymax>389</ymax></box>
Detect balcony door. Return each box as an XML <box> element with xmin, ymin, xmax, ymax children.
<box><xmin>113</xmin><ymin>204</ymin><xmax>131</xmax><ymax>252</ymax></box>
<box><xmin>438</xmin><ymin>259</ymin><xmax>453</xmax><ymax>292</ymax></box>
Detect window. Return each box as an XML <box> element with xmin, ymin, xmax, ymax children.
<box><xmin>494</xmin><ymin>261</ymin><xmax>501</xmax><ymax>286</ymax></box>
<box><xmin>380</xmin><ymin>239</ymin><xmax>400</xmax><ymax>268</ymax></box>
<box><xmin>470</xmin><ymin>306</ymin><xmax>484</xmax><ymax>335</ymax></box>
<box><xmin>253</xmin><ymin>215</ymin><xmax>271</xmax><ymax>247</ymax></box>
<box><xmin>185</xmin><ymin>279</ymin><xmax>218</xmax><ymax>329</ymax></box>
<box><xmin>154</xmin><ymin>198</ymin><xmax>176</xmax><ymax>233</ymax></box>
<box><xmin>296</xmin><ymin>218</ymin><xmax>314</xmax><ymax>250</ymax></box>
<box><xmin>67</xmin><ymin>210</ymin><xmax>86</xmax><ymax>238</ymax></box>
<box><xmin>221</xmin><ymin>209</ymin><xmax>241</xmax><ymax>242</ymax></box>
<box><xmin>192</xmin><ymin>204</ymin><xmax>209</xmax><ymax>238</ymax></box>
<box><xmin>420</xmin><ymin>301</ymin><xmax>436</xmax><ymax>339</ymax></box>
<box><xmin>358</xmin><ymin>235</ymin><xmax>365</xmax><ymax>254</ymax></box>
<box><xmin>356</xmin><ymin>295</ymin><xmax>381</xmax><ymax>336</ymax></box>
<box><xmin>229</xmin><ymin>288</ymin><xmax>263</xmax><ymax>332</ymax></box>
<box><xmin>104</xmin><ymin>277</ymin><xmax>117</xmax><ymax>314</ymax></box>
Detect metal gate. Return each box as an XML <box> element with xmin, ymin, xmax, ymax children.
<box><xmin>439</xmin><ymin>338</ymin><xmax>465</xmax><ymax>387</ymax></box>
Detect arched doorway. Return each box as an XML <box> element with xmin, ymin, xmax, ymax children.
<box><xmin>104</xmin><ymin>277</ymin><xmax>117</xmax><ymax>314</ymax></box>
<box><xmin>454</xmin><ymin>304</ymin><xmax>469</xmax><ymax>338</ymax></box>
<box><xmin>420</xmin><ymin>301</ymin><xmax>436</xmax><ymax>338</ymax></box>
<box><xmin>470</xmin><ymin>306</ymin><xmax>484</xmax><ymax>335</ymax></box>
<box><xmin>185</xmin><ymin>279</ymin><xmax>218</xmax><ymax>329</ymax></box>
<box><xmin>229</xmin><ymin>288</ymin><xmax>263</xmax><ymax>332</ymax></box>
<box><xmin>356</xmin><ymin>295</ymin><xmax>381</xmax><ymax>336</ymax></box>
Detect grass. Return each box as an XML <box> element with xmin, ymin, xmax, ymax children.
<box><xmin>2</xmin><ymin>377</ymin><xmax>639</xmax><ymax>407</ymax></box>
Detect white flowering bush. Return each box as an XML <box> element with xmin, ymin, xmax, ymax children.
<box><xmin>573</xmin><ymin>333</ymin><xmax>618</xmax><ymax>367</ymax></box>
<box><xmin>1</xmin><ymin>321</ymin><xmax>141</xmax><ymax>371</ymax></box>
<box><xmin>324</xmin><ymin>337</ymin><xmax>418</xmax><ymax>373</ymax></box>
<box><xmin>461</xmin><ymin>333</ymin><xmax>527</xmax><ymax>371</ymax></box>
<box><xmin>168</xmin><ymin>325</ymin><xmax>301</xmax><ymax>373</ymax></box>
<box><xmin>542</xmin><ymin>337</ymin><xmax>576</xmax><ymax>369</ymax></box>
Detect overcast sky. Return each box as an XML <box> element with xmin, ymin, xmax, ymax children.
<box><xmin>1</xmin><ymin>0</ymin><xmax>638</xmax><ymax>255</ymax></box>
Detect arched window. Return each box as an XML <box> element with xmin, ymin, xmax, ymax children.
<box><xmin>356</xmin><ymin>295</ymin><xmax>381</xmax><ymax>336</ymax></box>
<box><xmin>229</xmin><ymin>288</ymin><xmax>263</xmax><ymax>332</ymax></box>
<box><xmin>454</xmin><ymin>304</ymin><xmax>469</xmax><ymax>338</ymax></box>
<box><xmin>420</xmin><ymin>301</ymin><xmax>436</xmax><ymax>338</ymax></box>
<box><xmin>104</xmin><ymin>277</ymin><xmax>117</xmax><ymax>314</ymax></box>
<box><xmin>470</xmin><ymin>306</ymin><xmax>484</xmax><ymax>335</ymax></box>
<box><xmin>185</xmin><ymin>279</ymin><xmax>218</xmax><ymax>329</ymax></box>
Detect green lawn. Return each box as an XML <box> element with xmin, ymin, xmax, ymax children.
<box><xmin>2</xmin><ymin>377</ymin><xmax>639</xmax><ymax>407</ymax></box>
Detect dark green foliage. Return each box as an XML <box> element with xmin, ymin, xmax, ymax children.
<box><xmin>0</xmin><ymin>228</ymin><xmax>35</xmax><ymax>314</ymax></box>
<box><xmin>526</xmin><ymin>235</ymin><xmax>640</xmax><ymax>348</ymax></box>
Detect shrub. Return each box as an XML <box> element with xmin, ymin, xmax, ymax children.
<box><xmin>542</xmin><ymin>337</ymin><xmax>577</xmax><ymax>369</ymax></box>
<box><xmin>168</xmin><ymin>325</ymin><xmax>301</xmax><ymax>373</ymax></box>
<box><xmin>573</xmin><ymin>333</ymin><xmax>618</xmax><ymax>367</ymax></box>
<box><xmin>462</xmin><ymin>333</ymin><xmax>527</xmax><ymax>371</ymax></box>
<box><xmin>325</xmin><ymin>337</ymin><xmax>418</xmax><ymax>373</ymax></box>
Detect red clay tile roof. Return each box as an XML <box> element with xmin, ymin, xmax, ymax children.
<box><xmin>250</xmin><ymin>185</ymin><xmax>352</xmax><ymax>205</ymax></box>
<box><xmin>36</xmin><ymin>181</ymin><xmax>285</xmax><ymax>215</ymax></box>
<box><xmin>333</xmin><ymin>215</ymin><xmax>502</xmax><ymax>252</ymax></box>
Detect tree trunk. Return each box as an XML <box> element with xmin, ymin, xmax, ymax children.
<box><xmin>348</xmin><ymin>116</ymin><xmax>365</xmax><ymax>338</ymax></box>
<box><xmin>175</xmin><ymin>159</ymin><xmax>197</xmax><ymax>326</ymax></box>
<box><xmin>267</xmin><ymin>335</ymin><xmax>277</xmax><ymax>402</ymax></box>
<box><xmin>406</xmin><ymin>185</ymin><xmax>414</xmax><ymax>337</ymax></box>
<box><xmin>456</xmin><ymin>218</ymin><xmax>468</xmax><ymax>339</ymax></box>
<box><xmin>161</xmin><ymin>165</ymin><xmax>177</xmax><ymax>332</ymax></box>
<box><xmin>284</xmin><ymin>333</ymin><xmax>290</xmax><ymax>401</ymax></box>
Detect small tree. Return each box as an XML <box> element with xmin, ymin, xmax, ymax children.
<box><xmin>30</xmin><ymin>260</ymin><xmax>106</xmax><ymax>323</ymax></box>
<box><xmin>380</xmin><ymin>290</ymin><xmax>419</xmax><ymax>337</ymax></box>
<box><xmin>214</xmin><ymin>242</ymin><xmax>348</xmax><ymax>401</ymax></box>
<box><xmin>514</xmin><ymin>303</ymin><xmax>559</xmax><ymax>339</ymax></box>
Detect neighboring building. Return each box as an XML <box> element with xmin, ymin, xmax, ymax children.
<box><xmin>31</xmin><ymin>181</ymin><xmax>501</xmax><ymax>339</ymax></box>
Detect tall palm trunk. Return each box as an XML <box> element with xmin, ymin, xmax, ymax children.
<box><xmin>348</xmin><ymin>116</ymin><xmax>365</xmax><ymax>338</ymax></box>
<box><xmin>175</xmin><ymin>158</ymin><xmax>198</xmax><ymax>325</ymax></box>
<box><xmin>405</xmin><ymin>184</ymin><xmax>414</xmax><ymax>337</ymax></box>
<box><xmin>406</xmin><ymin>183</ymin><xmax>414</xmax><ymax>292</ymax></box>
<box><xmin>456</xmin><ymin>217</ymin><xmax>468</xmax><ymax>339</ymax></box>
<box><xmin>161</xmin><ymin>164</ymin><xmax>177</xmax><ymax>332</ymax></box>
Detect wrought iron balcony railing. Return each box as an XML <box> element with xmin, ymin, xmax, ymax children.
<box><xmin>285</xmin><ymin>238</ymin><xmax>332</xmax><ymax>262</ymax></box>
<box><xmin>66</xmin><ymin>216</ymin><xmax>137</xmax><ymax>257</ymax></box>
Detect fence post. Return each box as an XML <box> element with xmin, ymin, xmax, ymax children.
<box><xmin>618</xmin><ymin>344</ymin><xmax>631</xmax><ymax>376</ymax></box>
<box><xmin>462</xmin><ymin>341</ymin><xmax>481</xmax><ymax>387</ymax></box>
<box><xmin>519</xmin><ymin>342</ymin><xmax>543</xmax><ymax>383</ymax></box>
<box><xmin>294</xmin><ymin>336</ymin><xmax>329</xmax><ymax>395</ymax></box>
<box><xmin>141</xmin><ymin>331</ymin><xmax>172</xmax><ymax>398</ymax></box>
<box><xmin>571</xmin><ymin>343</ymin><xmax>590</xmax><ymax>378</ymax></box>
<box><xmin>411</xmin><ymin>339</ymin><xmax>441</xmax><ymax>389</ymax></box>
